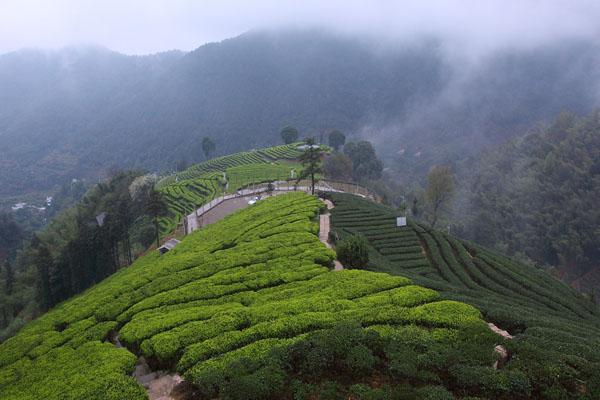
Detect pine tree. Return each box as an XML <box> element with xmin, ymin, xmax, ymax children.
<box><xmin>30</xmin><ymin>235</ymin><xmax>54</xmax><ymax>310</ymax></box>
<box><xmin>298</xmin><ymin>137</ymin><xmax>323</xmax><ymax>195</ymax></box>
<box><xmin>146</xmin><ymin>187</ymin><xmax>169</xmax><ymax>248</ymax></box>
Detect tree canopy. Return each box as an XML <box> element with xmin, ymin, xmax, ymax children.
<box><xmin>324</xmin><ymin>153</ymin><xmax>353</xmax><ymax>181</ymax></box>
<box><xmin>328</xmin><ymin>130</ymin><xmax>346</xmax><ymax>151</ymax></box>
<box><xmin>456</xmin><ymin>111</ymin><xmax>600</xmax><ymax>294</ymax></box>
<box><xmin>280</xmin><ymin>126</ymin><xmax>299</xmax><ymax>144</ymax></box>
<box><xmin>425</xmin><ymin>165</ymin><xmax>455</xmax><ymax>228</ymax></box>
<box><xmin>343</xmin><ymin>141</ymin><xmax>383</xmax><ymax>181</ymax></box>
<box><xmin>201</xmin><ymin>137</ymin><xmax>216</xmax><ymax>159</ymax></box>
<box><xmin>297</xmin><ymin>138</ymin><xmax>323</xmax><ymax>195</ymax></box>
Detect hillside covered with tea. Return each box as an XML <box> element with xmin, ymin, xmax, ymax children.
<box><xmin>0</xmin><ymin>190</ymin><xmax>598</xmax><ymax>399</ymax></box>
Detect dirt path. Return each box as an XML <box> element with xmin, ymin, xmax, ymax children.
<box><xmin>488</xmin><ymin>322</ymin><xmax>513</xmax><ymax>339</ymax></box>
<box><xmin>131</xmin><ymin>356</ymin><xmax>185</xmax><ymax>400</ymax></box>
<box><xmin>487</xmin><ymin>322</ymin><xmax>512</xmax><ymax>369</ymax></box>
<box><xmin>319</xmin><ymin>199</ymin><xmax>343</xmax><ymax>271</ymax></box>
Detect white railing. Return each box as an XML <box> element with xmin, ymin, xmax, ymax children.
<box><xmin>181</xmin><ymin>179</ymin><xmax>379</xmax><ymax>235</ymax></box>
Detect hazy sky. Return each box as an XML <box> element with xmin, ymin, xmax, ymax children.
<box><xmin>1</xmin><ymin>0</ymin><xmax>600</xmax><ymax>55</ymax></box>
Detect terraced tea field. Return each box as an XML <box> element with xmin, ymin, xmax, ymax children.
<box><xmin>0</xmin><ymin>193</ymin><xmax>501</xmax><ymax>399</ymax></box>
<box><xmin>156</xmin><ymin>143</ymin><xmax>306</xmax><ymax>233</ymax></box>
<box><xmin>329</xmin><ymin>192</ymin><xmax>600</xmax><ymax>396</ymax></box>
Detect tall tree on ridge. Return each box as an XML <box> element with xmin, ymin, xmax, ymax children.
<box><xmin>298</xmin><ymin>137</ymin><xmax>323</xmax><ymax>195</ymax></box>
<box><xmin>425</xmin><ymin>165</ymin><xmax>455</xmax><ymax>228</ymax></box>
<box><xmin>145</xmin><ymin>187</ymin><xmax>169</xmax><ymax>248</ymax></box>
<box><xmin>30</xmin><ymin>235</ymin><xmax>54</xmax><ymax>311</ymax></box>
<box><xmin>202</xmin><ymin>137</ymin><xmax>216</xmax><ymax>160</ymax></box>
<box><xmin>280</xmin><ymin>126</ymin><xmax>299</xmax><ymax>144</ymax></box>
<box><xmin>328</xmin><ymin>130</ymin><xmax>346</xmax><ymax>151</ymax></box>
<box><xmin>343</xmin><ymin>141</ymin><xmax>383</xmax><ymax>181</ymax></box>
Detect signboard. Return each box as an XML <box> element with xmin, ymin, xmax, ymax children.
<box><xmin>396</xmin><ymin>217</ymin><xmax>407</xmax><ymax>227</ymax></box>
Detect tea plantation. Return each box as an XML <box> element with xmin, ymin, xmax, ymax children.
<box><xmin>0</xmin><ymin>192</ymin><xmax>509</xmax><ymax>399</ymax></box>
<box><xmin>328</xmin><ymin>192</ymin><xmax>600</xmax><ymax>398</ymax></box>
<box><xmin>156</xmin><ymin>143</ymin><xmax>306</xmax><ymax>233</ymax></box>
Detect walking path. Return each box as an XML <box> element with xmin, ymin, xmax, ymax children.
<box><xmin>487</xmin><ymin>322</ymin><xmax>512</xmax><ymax>369</ymax></box>
<box><xmin>183</xmin><ymin>180</ymin><xmax>378</xmax><ymax>235</ymax></box>
<box><xmin>319</xmin><ymin>199</ymin><xmax>343</xmax><ymax>271</ymax></box>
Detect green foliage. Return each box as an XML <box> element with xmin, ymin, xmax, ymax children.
<box><xmin>156</xmin><ymin>144</ymin><xmax>304</xmax><ymax>234</ymax></box>
<box><xmin>328</xmin><ymin>130</ymin><xmax>346</xmax><ymax>151</ymax></box>
<box><xmin>0</xmin><ymin>213</ymin><xmax>22</xmax><ymax>262</ymax></box>
<box><xmin>336</xmin><ymin>234</ymin><xmax>369</xmax><ymax>269</ymax></box>
<box><xmin>186</xmin><ymin>320</ymin><xmax>504</xmax><ymax>399</ymax></box>
<box><xmin>280</xmin><ymin>126</ymin><xmax>299</xmax><ymax>144</ymax></box>
<box><xmin>324</xmin><ymin>152</ymin><xmax>353</xmax><ymax>181</ymax></box>
<box><xmin>297</xmin><ymin>137</ymin><xmax>324</xmax><ymax>195</ymax></box>
<box><xmin>0</xmin><ymin>341</ymin><xmax>144</xmax><ymax>400</ymax></box>
<box><xmin>343</xmin><ymin>141</ymin><xmax>383</xmax><ymax>181</ymax></box>
<box><xmin>201</xmin><ymin>137</ymin><xmax>216</xmax><ymax>159</ymax></box>
<box><xmin>329</xmin><ymin>191</ymin><xmax>600</xmax><ymax>398</ymax></box>
<box><xmin>457</xmin><ymin>110</ymin><xmax>600</xmax><ymax>300</ymax></box>
<box><xmin>0</xmin><ymin>192</ymin><xmax>498</xmax><ymax>399</ymax></box>
<box><xmin>425</xmin><ymin>165</ymin><xmax>454</xmax><ymax>228</ymax></box>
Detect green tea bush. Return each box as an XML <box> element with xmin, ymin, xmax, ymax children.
<box><xmin>328</xmin><ymin>192</ymin><xmax>600</xmax><ymax>399</ymax></box>
<box><xmin>336</xmin><ymin>233</ymin><xmax>370</xmax><ymax>268</ymax></box>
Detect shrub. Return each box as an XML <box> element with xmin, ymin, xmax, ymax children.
<box><xmin>344</xmin><ymin>344</ymin><xmax>377</xmax><ymax>378</ymax></box>
<box><xmin>336</xmin><ymin>234</ymin><xmax>369</xmax><ymax>268</ymax></box>
<box><xmin>416</xmin><ymin>385</ymin><xmax>453</xmax><ymax>400</ymax></box>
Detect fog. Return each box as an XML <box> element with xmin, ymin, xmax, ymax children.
<box><xmin>1</xmin><ymin>0</ymin><xmax>600</xmax><ymax>56</ymax></box>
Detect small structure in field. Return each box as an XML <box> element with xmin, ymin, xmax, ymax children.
<box><xmin>158</xmin><ymin>238</ymin><xmax>181</xmax><ymax>254</ymax></box>
<box><xmin>396</xmin><ymin>217</ymin><xmax>407</xmax><ymax>227</ymax></box>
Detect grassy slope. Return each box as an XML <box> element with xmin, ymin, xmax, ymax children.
<box><xmin>328</xmin><ymin>192</ymin><xmax>600</xmax><ymax>397</ymax></box>
<box><xmin>0</xmin><ymin>192</ymin><xmax>495</xmax><ymax>399</ymax></box>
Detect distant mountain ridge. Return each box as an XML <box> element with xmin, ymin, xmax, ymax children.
<box><xmin>1</xmin><ymin>30</ymin><xmax>599</xmax><ymax>197</ymax></box>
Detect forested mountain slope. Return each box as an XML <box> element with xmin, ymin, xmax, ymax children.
<box><xmin>1</xmin><ymin>30</ymin><xmax>599</xmax><ymax>197</ymax></box>
<box><xmin>328</xmin><ymin>192</ymin><xmax>600</xmax><ymax>398</ymax></box>
<box><xmin>454</xmin><ymin>111</ymin><xmax>600</xmax><ymax>300</ymax></box>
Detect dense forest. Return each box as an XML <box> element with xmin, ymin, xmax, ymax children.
<box><xmin>0</xmin><ymin>171</ymin><xmax>164</xmax><ymax>340</ymax></box>
<box><xmin>1</xmin><ymin>30</ymin><xmax>599</xmax><ymax>198</ymax></box>
<box><xmin>455</xmin><ymin>111</ymin><xmax>600</xmax><ymax>300</ymax></box>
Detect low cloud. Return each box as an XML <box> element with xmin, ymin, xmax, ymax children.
<box><xmin>1</xmin><ymin>0</ymin><xmax>600</xmax><ymax>56</ymax></box>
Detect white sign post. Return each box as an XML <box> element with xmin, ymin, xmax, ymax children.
<box><xmin>396</xmin><ymin>217</ymin><xmax>407</xmax><ymax>227</ymax></box>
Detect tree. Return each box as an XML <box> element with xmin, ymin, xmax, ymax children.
<box><xmin>30</xmin><ymin>235</ymin><xmax>53</xmax><ymax>311</ymax></box>
<box><xmin>4</xmin><ymin>259</ymin><xmax>14</xmax><ymax>295</ymax></box>
<box><xmin>323</xmin><ymin>153</ymin><xmax>353</xmax><ymax>181</ymax></box>
<box><xmin>343</xmin><ymin>141</ymin><xmax>383</xmax><ymax>181</ymax></box>
<box><xmin>145</xmin><ymin>187</ymin><xmax>169</xmax><ymax>248</ymax></box>
<box><xmin>176</xmin><ymin>158</ymin><xmax>189</xmax><ymax>172</ymax></box>
<box><xmin>280</xmin><ymin>126</ymin><xmax>299</xmax><ymax>144</ymax></box>
<box><xmin>202</xmin><ymin>137</ymin><xmax>216</xmax><ymax>159</ymax></box>
<box><xmin>336</xmin><ymin>234</ymin><xmax>369</xmax><ymax>269</ymax></box>
<box><xmin>328</xmin><ymin>130</ymin><xmax>346</xmax><ymax>151</ymax></box>
<box><xmin>425</xmin><ymin>165</ymin><xmax>455</xmax><ymax>228</ymax></box>
<box><xmin>297</xmin><ymin>137</ymin><xmax>323</xmax><ymax>195</ymax></box>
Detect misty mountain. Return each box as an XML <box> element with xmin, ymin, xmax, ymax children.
<box><xmin>1</xmin><ymin>30</ymin><xmax>599</xmax><ymax>197</ymax></box>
